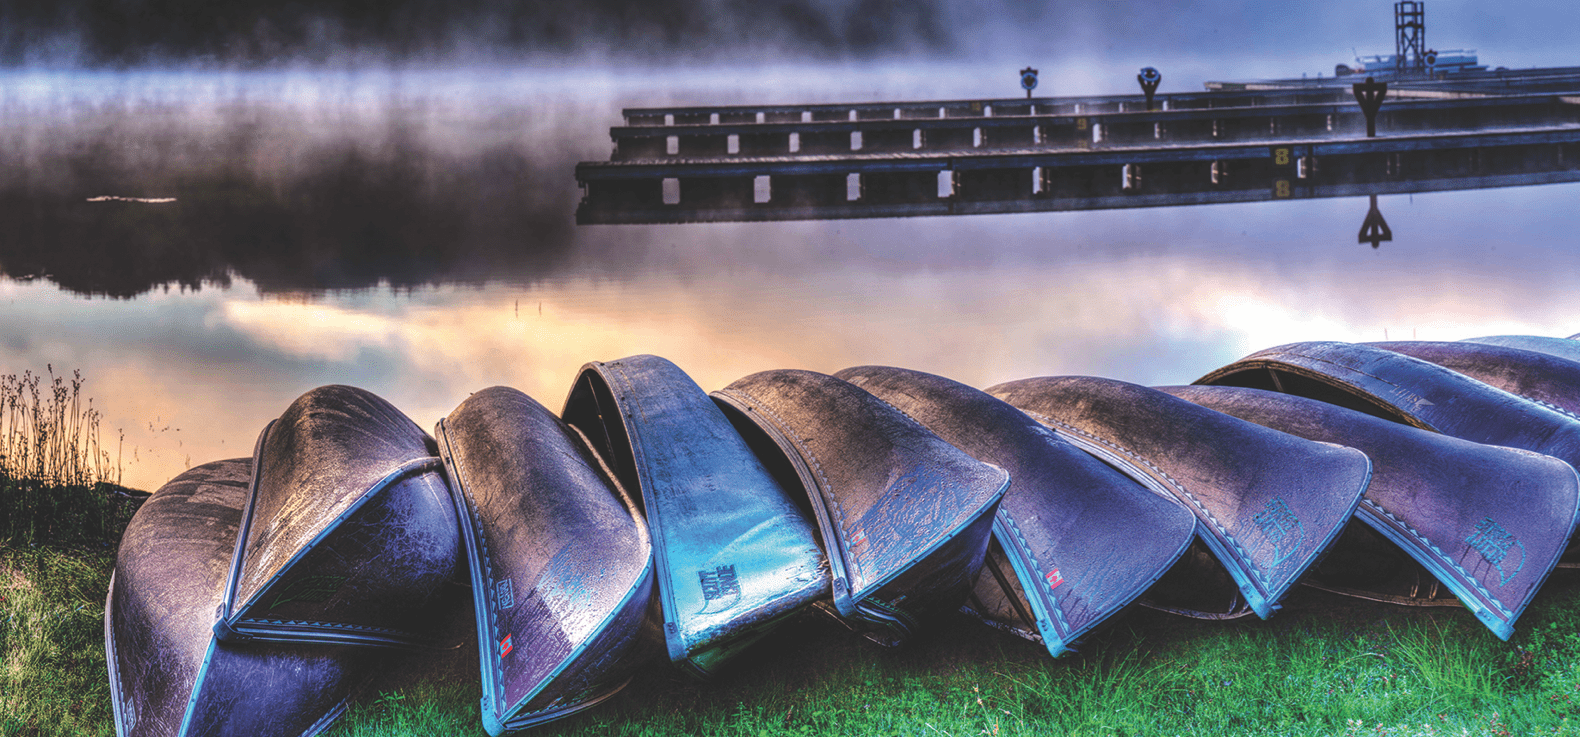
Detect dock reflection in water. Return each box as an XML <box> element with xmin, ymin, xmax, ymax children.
<box><xmin>4</xmin><ymin>67</ymin><xmax>1580</xmax><ymax>493</ymax></box>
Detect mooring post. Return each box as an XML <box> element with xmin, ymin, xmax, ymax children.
<box><xmin>1353</xmin><ymin>76</ymin><xmax>1388</xmax><ymax>137</ymax></box>
<box><xmin>1020</xmin><ymin>67</ymin><xmax>1038</xmax><ymax>100</ymax></box>
<box><xmin>1358</xmin><ymin>194</ymin><xmax>1393</xmax><ymax>248</ymax></box>
<box><xmin>1138</xmin><ymin>67</ymin><xmax>1162</xmax><ymax>111</ymax></box>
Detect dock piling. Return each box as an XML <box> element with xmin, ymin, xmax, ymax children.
<box><xmin>1353</xmin><ymin>77</ymin><xmax>1388</xmax><ymax>137</ymax></box>
<box><xmin>1139</xmin><ymin>67</ymin><xmax>1162</xmax><ymax>111</ymax></box>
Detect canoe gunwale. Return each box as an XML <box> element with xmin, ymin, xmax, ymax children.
<box><xmin>215</xmin><ymin>414</ymin><xmax>446</xmax><ymax>649</ymax></box>
<box><xmin>713</xmin><ymin>373</ymin><xmax>1009</xmax><ymax>646</ymax></box>
<box><xmin>565</xmin><ymin>362</ymin><xmax>688</xmax><ymax>666</ymax></box>
<box><xmin>434</xmin><ymin>394</ymin><xmax>656</xmax><ymax>734</ymax></box>
<box><xmin>986</xmin><ymin>512</ymin><xmax>1071</xmax><ymax>652</ymax></box>
<box><xmin>1028</xmin><ymin>411</ymin><xmax>1287</xmax><ymax>618</ymax></box>
<box><xmin>564</xmin><ymin>357</ymin><xmax>827</xmax><ymax>677</ymax></box>
<box><xmin>1354</xmin><ymin>498</ymin><xmax>1519</xmax><ymax>639</ymax></box>
<box><xmin>709</xmin><ymin>389</ymin><xmax>860</xmax><ymax>618</ymax></box>
<box><xmin>105</xmin><ymin>573</ymin><xmax>127</xmax><ymax>737</ymax></box>
<box><xmin>1197</xmin><ymin>358</ymin><xmax>1438</xmax><ymax>431</ymax></box>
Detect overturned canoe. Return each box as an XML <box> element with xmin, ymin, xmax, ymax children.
<box><xmin>214</xmin><ymin>385</ymin><xmax>460</xmax><ymax>649</ymax></box>
<box><xmin>435</xmin><ymin>386</ymin><xmax>655</xmax><ymax>734</ymax></box>
<box><xmin>1198</xmin><ymin>341</ymin><xmax>1580</xmax><ymax>566</ymax></box>
<box><xmin>1162</xmin><ymin>384</ymin><xmax>1579</xmax><ymax>640</ymax></box>
<box><xmin>713</xmin><ymin>369</ymin><xmax>1008</xmax><ymax>647</ymax></box>
<box><xmin>835</xmin><ymin>366</ymin><xmax>1195</xmax><ymax>657</ymax></box>
<box><xmin>1464</xmin><ymin>335</ymin><xmax>1580</xmax><ymax>365</ymax></box>
<box><xmin>1368</xmin><ymin>341</ymin><xmax>1580</xmax><ymax>417</ymax></box>
<box><xmin>986</xmin><ymin>376</ymin><xmax>1371</xmax><ymax>619</ymax></box>
<box><xmin>561</xmin><ymin>355</ymin><xmax>826</xmax><ymax>678</ymax></box>
<box><xmin>107</xmin><ymin>459</ymin><xmax>383</xmax><ymax>737</ymax></box>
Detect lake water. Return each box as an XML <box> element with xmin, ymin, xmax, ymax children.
<box><xmin>5</xmin><ymin>64</ymin><xmax>1580</xmax><ymax>492</ymax></box>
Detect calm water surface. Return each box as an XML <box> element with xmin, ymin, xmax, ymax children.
<box><xmin>4</xmin><ymin>65</ymin><xmax>1579</xmax><ymax>491</ymax></box>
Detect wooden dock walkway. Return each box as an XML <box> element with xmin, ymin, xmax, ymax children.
<box><xmin>574</xmin><ymin>67</ymin><xmax>1580</xmax><ymax>224</ymax></box>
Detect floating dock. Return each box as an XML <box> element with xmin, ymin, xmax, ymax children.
<box><xmin>574</xmin><ymin>67</ymin><xmax>1580</xmax><ymax>224</ymax></box>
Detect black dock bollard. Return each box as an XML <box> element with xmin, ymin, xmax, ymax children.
<box><xmin>1138</xmin><ymin>67</ymin><xmax>1161</xmax><ymax>111</ymax></box>
<box><xmin>1020</xmin><ymin>67</ymin><xmax>1038</xmax><ymax>100</ymax></box>
<box><xmin>1358</xmin><ymin>194</ymin><xmax>1393</xmax><ymax>248</ymax></box>
<box><xmin>1353</xmin><ymin>76</ymin><xmax>1388</xmax><ymax>137</ymax></box>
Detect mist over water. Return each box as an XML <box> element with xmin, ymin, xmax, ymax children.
<box><xmin>3</xmin><ymin>1</ymin><xmax>1580</xmax><ymax>491</ymax></box>
<box><xmin>5</xmin><ymin>0</ymin><xmax>1580</xmax><ymax>71</ymax></box>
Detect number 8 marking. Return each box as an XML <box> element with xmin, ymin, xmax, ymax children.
<box><xmin>1273</xmin><ymin>148</ymin><xmax>1291</xmax><ymax>166</ymax></box>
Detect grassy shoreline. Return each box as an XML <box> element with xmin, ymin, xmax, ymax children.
<box><xmin>325</xmin><ymin>574</ymin><xmax>1580</xmax><ymax>737</ymax></box>
<box><xmin>8</xmin><ymin>513</ymin><xmax>1580</xmax><ymax>737</ymax></box>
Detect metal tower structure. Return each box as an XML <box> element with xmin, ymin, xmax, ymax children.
<box><xmin>1395</xmin><ymin>1</ymin><xmax>1426</xmax><ymax>75</ymax></box>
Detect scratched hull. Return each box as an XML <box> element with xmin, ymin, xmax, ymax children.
<box><xmin>214</xmin><ymin>386</ymin><xmax>460</xmax><ymax>649</ymax></box>
<box><xmin>562</xmin><ymin>356</ymin><xmax>827</xmax><ymax>678</ymax></box>
<box><xmin>834</xmin><ymin>366</ymin><xmax>1195</xmax><ymax>656</ymax></box>
<box><xmin>712</xmin><ymin>370</ymin><xmax>1008</xmax><ymax>647</ymax></box>
<box><xmin>1163</xmin><ymin>385</ymin><xmax>1579</xmax><ymax>640</ymax></box>
<box><xmin>1368</xmin><ymin>341</ymin><xmax>1580</xmax><ymax>417</ymax></box>
<box><xmin>106</xmin><ymin>459</ymin><xmax>382</xmax><ymax>737</ymax></box>
<box><xmin>1464</xmin><ymin>335</ymin><xmax>1580</xmax><ymax>365</ymax></box>
<box><xmin>1197</xmin><ymin>341</ymin><xmax>1580</xmax><ymax>566</ymax></box>
<box><xmin>986</xmin><ymin>376</ymin><xmax>1371</xmax><ymax>620</ymax></box>
<box><xmin>435</xmin><ymin>386</ymin><xmax>656</xmax><ymax>735</ymax></box>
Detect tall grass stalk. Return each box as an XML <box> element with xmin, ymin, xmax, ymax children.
<box><xmin>0</xmin><ymin>367</ymin><xmax>133</xmax><ymax>549</ymax></box>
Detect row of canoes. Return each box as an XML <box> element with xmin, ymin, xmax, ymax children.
<box><xmin>105</xmin><ymin>335</ymin><xmax>1580</xmax><ymax>736</ymax></box>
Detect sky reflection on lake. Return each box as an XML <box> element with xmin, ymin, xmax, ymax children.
<box><xmin>3</xmin><ymin>66</ymin><xmax>1580</xmax><ymax>491</ymax></box>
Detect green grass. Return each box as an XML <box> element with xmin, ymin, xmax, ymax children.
<box><xmin>0</xmin><ymin>547</ymin><xmax>117</xmax><ymax>737</ymax></box>
<box><xmin>6</xmin><ymin>544</ymin><xmax>1580</xmax><ymax>737</ymax></box>
<box><xmin>0</xmin><ymin>366</ymin><xmax>134</xmax><ymax>736</ymax></box>
<box><xmin>320</xmin><ymin>574</ymin><xmax>1580</xmax><ymax>737</ymax></box>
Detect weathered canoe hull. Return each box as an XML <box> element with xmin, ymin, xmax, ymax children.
<box><xmin>562</xmin><ymin>355</ymin><xmax>827</xmax><ymax>678</ymax></box>
<box><xmin>435</xmin><ymin>386</ymin><xmax>656</xmax><ymax>735</ymax></box>
<box><xmin>986</xmin><ymin>376</ymin><xmax>1371</xmax><ymax>620</ymax></box>
<box><xmin>713</xmin><ymin>369</ymin><xmax>1008</xmax><ymax>647</ymax></box>
<box><xmin>1163</xmin><ymin>384</ymin><xmax>1580</xmax><ymax>640</ymax></box>
<box><xmin>106</xmin><ymin>458</ymin><xmax>382</xmax><ymax>737</ymax></box>
<box><xmin>834</xmin><ymin>365</ymin><xmax>1195</xmax><ymax>656</ymax></box>
<box><xmin>217</xmin><ymin>386</ymin><xmax>460</xmax><ymax>648</ymax></box>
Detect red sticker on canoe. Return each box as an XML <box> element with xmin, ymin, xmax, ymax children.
<box><xmin>500</xmin><ymin>634</ymin><xmax>513</xmax><ymax>657</ymax></box>
<box><xmin>1045</xmin><ymin>569</ymin><xmax>1064</xmax><ymax>589</ymax></box>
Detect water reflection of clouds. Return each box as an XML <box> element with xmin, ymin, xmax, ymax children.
<box><xmin>7</xmin><ymin>67</ymin><xmax>1580</xmax><ymax>491</ymax></box>
<box><xmin>8</xmin><ymin>221</ymin><xmax>1580</xmax><ymax>493</ymax></box>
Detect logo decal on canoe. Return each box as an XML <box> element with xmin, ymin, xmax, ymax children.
<box><xmin>1248</xmin><ymin>497</ymin><xmax>1303</xmax><ymax>570</ymax></box>
<box><xmin>497</xmin><ymin>579</ymin><xmax>515</xmax><ymax>610</ymax></box>
<box><xmin>500</xmin><ymin>634</ymin><xmax>513</xmax><ymax>657</ymax></box>
<box><xmin>697</xmin><ymin>564</ymin><xmax>741</xmax><ymax>614</ymax></box>
<box><xmin>1045</xmin><ymin>569</ymin><xmax>1065</xmax><ymax>590</ymax></box>
<box><xmin>1466</xmin><ymin>517</ymin><xmax>1525</xmax><ymax>586</ymax></box>
<box><xmin>848</xmin><ymin>466</ymin><xmax>967</xmax><ymax>580</ymax></box>
<box><xmin>267</xmin><ymin>575</ymin><xmax>346</xmax><ymax>611</ymax></box>
<box><xmin>699</xmin><ymin>565</ymin><xmax>740</xmax><ymax>601</ymax></box>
